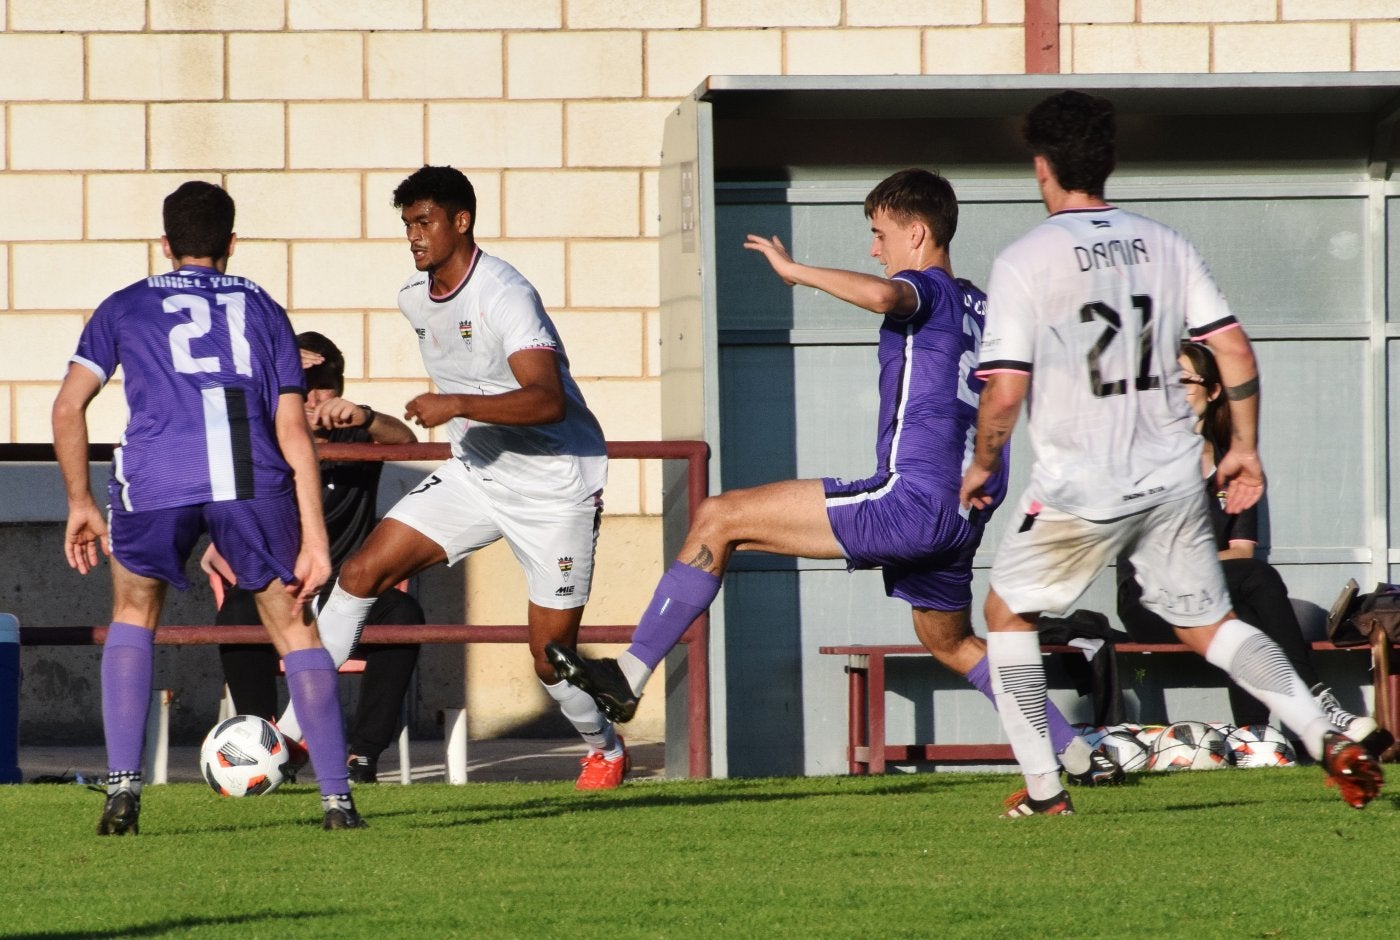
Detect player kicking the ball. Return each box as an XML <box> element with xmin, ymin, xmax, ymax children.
<box><xmin>961</xmin><ymin>90</ymin><xmax>1382</xmax><ymax>817</ymax></box>
<box><xmin>53</xmin><ymin>182</ymin><xmax>365</xmax><ymax>833</ymax></box>
<box><xmin>549</xmin><ymin>168</ymin><xmax>1121</xmax><ymax>788</ymax></box>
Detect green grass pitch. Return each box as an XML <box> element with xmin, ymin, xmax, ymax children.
<box><xmin>4</xmin><ymin>768</ymin><xmax>1394</xmax><ymax>938</ymax></box>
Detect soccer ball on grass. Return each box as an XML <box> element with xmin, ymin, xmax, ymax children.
<box><xmin>199</xmin><ymin>715</ymin><xmax>291</xmax><ymax>797</ymax></box>
<box><xmin>1225</xmin><ymin>723</ymin><xmax>1297</xmax><ymax>768</ymax></box>
<box><xmin>1098</xmin><ymin>727</ymin><xmax>1150</xmax><ymax>772</ymax></box>
<box><xmin>1147</xmin><ymin>720</ymin><xmax>1229</xmax><ymax>771</ymax></box>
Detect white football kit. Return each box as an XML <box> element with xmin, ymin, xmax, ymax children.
<box><xmin>390</xmin><ymin>247</ymin><xmax>606</xmax><ymax>608</ymax></box>
<box><xmin>978</xmin><ymin>206</ymin><xmax>1238</xmax><ymax>624</ymax></box>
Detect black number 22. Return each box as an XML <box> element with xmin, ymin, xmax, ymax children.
<box><xmin>1080</xmin><ymin>295</ymin><xmax>1160</xmax><ymax>398</ymax></box>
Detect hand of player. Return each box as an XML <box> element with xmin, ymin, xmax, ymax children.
<box><xmin>199</xmin><ymin>543</ymin><xmax>237</xmax><ymax>585</ymax></box>
<box><xmin>743</xmin><ymin>234</ymin><xmax>800</xmax><ymax>285</ymax></box>
<box><xmin>960</xmin><ymin>464</ymin><xmax>998</xmax><ymax>511</ymax></box>
<box><xmin>404</xmin><ymin>393</ymin><xmax>460</xmax><ymax>429</ymax></box>
<box><xmin>63</xmin><ymin>502</ymin><xmax>109</xmax><ymax>575</ymax></box>
<box><xmin>287</xmin><ymin>542</ymin><xmax>331</xmax><ymax>610</ymax></box>
<box><xmin>1215</xmin><ymin>448</ymin><xmax>1266</xmax><ymax>514</ymax></box>
<box><xmin>299</xmin><ymin>348</ymin><xmax>325</xmax><ymax>370</ymax></box>
<box><xmin>308</xmin><ymin>396</ymin><xmax>367</xmax><ymax>430</ymax></box>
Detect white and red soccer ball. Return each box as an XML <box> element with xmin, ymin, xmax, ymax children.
<box><xmin>199</xmin><ymin>715</ymin><xmax>291</xmax><ymax>797</ymax></box>
<box><xmin>1147</xmin><ymin>720</ymin><xmax>1230</xmax><ymax>771</ymax></box>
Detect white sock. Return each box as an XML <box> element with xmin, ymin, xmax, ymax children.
<box><xmin>315</xmin><ymin>582</ymin><xmax>374</xmax><ymax>667</ymax></box>
<box><xmin>275</xmin><ymin>581</ymin><xmax>375</xmax><ymax>741</ymax></box>
<box><xmin>1203</xmin><ymin>618</ymin><xmax>1331</xmax><ymax>760</ymax></box>
<box><xmin>988</xmin><ymin>631</ymin><xmax>1061</xmax><ymax>800</ymax></box>
<box><xmin>542</xmin><ymin>678</ymin><xmax>620</xmax><ymax>758</ymax></box>
<box><xmin>1057</xmin><ymin>736</ymin><xmax>1092</xmax><ymax>776</ymax></box>
<box><xmin>618</xmin><ymin>650</ymin><xmax>652</xmax><ymax>697</ymax></box>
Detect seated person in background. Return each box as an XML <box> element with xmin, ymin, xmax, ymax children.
<box><xmin>1117</xmin><ymin>340</ymin><xmax>1389</xmax><ymax>755</ymax></box>
<box><xmin>207</xmin><ymin>331</ymin><xmax>423</xmax><ymax>783</ymax></box>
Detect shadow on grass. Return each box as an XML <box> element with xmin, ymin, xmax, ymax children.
<box><xmin>399</xmin><ymin>773</ymin><xmax>1013</xmax><ymax>830</ymax></box>
<box><xmin>6</xmin><ymin>911</ymin><xmax>312</xmax><ymax>939</ymax></box>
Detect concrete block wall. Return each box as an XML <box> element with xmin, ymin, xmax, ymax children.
<box><xmin>1</xmin><ymin>3</ymin><xmax>1396</xmax><ymax>749</ymax></box>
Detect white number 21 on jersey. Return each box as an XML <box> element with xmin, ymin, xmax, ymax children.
<box><xmin>165</xmin><ymin>292</ymin><xmax>252</xmax><ymax>376</ymax></box>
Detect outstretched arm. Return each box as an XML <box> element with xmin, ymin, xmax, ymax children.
<box><xmin>960</xmin><ymin>372</ymin><xmax>1027</xmax><ymax>510</ymax></box>
<box><xmin>52</xmin><ymin>363</ymin><xmax>107</xmax><ymax>575</ymax></box>
<box><xmin>744</xmin><ymin>234</ymin><xmax>918</xmax><ymax>317</ymax></box>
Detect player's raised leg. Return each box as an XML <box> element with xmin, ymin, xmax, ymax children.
<box><xmin>1176</xmin><ymin>615</ymin><xmax>1383</xmax><ymax>808</ymax></box>
<box><xmin>548</xmin><ymin>478</ymin><xmax>839</xmax><ymax>721</ymax></box>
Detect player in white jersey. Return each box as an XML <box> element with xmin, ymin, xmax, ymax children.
<box><xmin>960</xmin><ymin>91</ymin><xmax>1382</xmax><ymax>816</ymax></box>
<box><xmin>297</xmin><ymin>166</ymin><xmax>626</xmax><ymax>790</ymax></box>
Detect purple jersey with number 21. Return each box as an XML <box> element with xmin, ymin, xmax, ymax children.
<box><xmin>70</xmin><ymin>264</ymin><xmax>305</xmax><ymax>512</ymax></box>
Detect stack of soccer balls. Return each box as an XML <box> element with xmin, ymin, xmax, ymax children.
<box><xmin>199</xmin><ymin>715</ymin><xmax>292</xmax><ymax>797</ymax></box>
<box><xmin>1077</xmin><ymin>720</ymin><xmax>1297</xmax><ymax>773</ymax></box>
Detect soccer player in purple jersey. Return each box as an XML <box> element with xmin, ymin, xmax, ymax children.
<box><xmin>52</xmin><ymin>181</ymin><xmax>366</xmax><ymax>833</ymax></box>
<box><xmin>547</xmin><ymin>168</ymin><xmax>1121</xmax><ymax>787</ymax></box>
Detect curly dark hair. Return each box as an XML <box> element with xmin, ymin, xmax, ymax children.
<box><xmin>393</xmin><ymin>165</ymin><xmax>477</xmax><ymax>233</ymax></box>
<box><xmin>1023</xmin><ymin>91</ymin><xmax>1116</xmax><ymax>197</ymax></box>
<box><xmin>862</xmin><ymin>168</ymin><xmax>958</xmax><ymax>248</ymax></box>
<box><xmin>162</xmin><ymin>181</ymin><xmax>235</xmax><ymax>261</ymax></box>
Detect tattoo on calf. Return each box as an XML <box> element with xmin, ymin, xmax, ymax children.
<box><xmin>688</xmin><ymin>545</ymin><xmax>714</xmax><ymax>570</ymax></box>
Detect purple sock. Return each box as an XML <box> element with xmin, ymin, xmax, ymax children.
<box><xmin>966</xmin><ymin>654</ymin><xmax>1076</xmax><ymax>755</ymax></box>
<box><xmin>627</xmin><ymin>562</ymin><xmax>722</xmax><ymax>670</ymax></box>
<box><xmin>283</xmin><ymin>648</ymin><xmax>350</xmax><ymax>798</ymax></box>
<box><xmin>102</xmin><ymin>622</ymin><xmax>154</xmax><ymax>775</ymax></box>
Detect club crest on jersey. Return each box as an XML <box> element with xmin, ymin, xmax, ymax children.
<box><xmin>458</xmin><ymin>319</ymin><xmax>472</xmax><ymax>349</ymax></box>
<box><xmin>558</xmin><ymin>556</ymin><xmax>574</xmax><ymax>580</ymax></box>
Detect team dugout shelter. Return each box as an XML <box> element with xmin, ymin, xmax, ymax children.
<box><xmin>656</xmin><ymin>73</ymin><xmax>1400</xmax><ymax>778</ymax></box>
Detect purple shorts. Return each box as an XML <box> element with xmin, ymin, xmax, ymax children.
<box><xmin>824</xmin><ymin>474</ymin><xmax>985</xmax><ymax>612</ymax></box>
<box><xmin>107</xmin><ymin>493</ymin><xmax>301</xmax><ymax>592</ymax></box>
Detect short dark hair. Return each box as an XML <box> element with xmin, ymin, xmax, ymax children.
<box><xmin>1023</xmin><ymin>91</ymin><xmax>1117</xmax><ymax>197</ymax></box>
<box><xmin>163</xmin><ymin>181</ymin><xmax>235</xmax><ymax>260</ymax></box>
<box><xmin>393</xmin><ymin>165</ymin><xmax>477</xmax><ymax>234</ymax></box>
<box><xmin>863</xmin><ymin>168</ymin><xmax>958</xmax><ymax>248</ymax></box>
<box><xmin>297</xmin><ymin>331</ymin><xmax>345</xmax><ymax>394</ymax></box>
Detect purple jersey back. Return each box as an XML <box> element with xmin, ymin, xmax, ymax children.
<box><xmin>876</xmin><ymin>267</ymin><xmax>1008</xmax><ymax>509</ymax></box>
<box><xmin>71</xmin><ymin>264</ymin><xmax>305</xmax><ymax>511</ymax></box>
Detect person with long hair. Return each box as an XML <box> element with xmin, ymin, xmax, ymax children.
<box><xmin>1117</xmin><ymin>341</ymin><xmax>1388</xmax><ymax>753</ymax></box>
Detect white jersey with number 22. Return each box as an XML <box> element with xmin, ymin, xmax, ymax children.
<box><xmin>977</xmin><ymin>206</ymin><xmax>1238</xmax><ymax>521</ymax></box>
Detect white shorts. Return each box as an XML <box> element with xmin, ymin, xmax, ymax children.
<box><xmin>990</xmin><ymin>490</ymin><xmax>1230</xmax><ymax>628</ymax></box>
<box><xmin>386</xmin><ymin>458</ymin><xmax>601</xmax><ymax>610</ymax></box>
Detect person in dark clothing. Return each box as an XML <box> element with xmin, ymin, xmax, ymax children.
<box><xmin>208</xmin><ymin>331</ymin><xmax>422</xmax><ymax>783</ymax></box>
<box><xmin>1117</xmin><ymin>340</ymin><xmax>1385</xmax><ymax>754</ymax></box>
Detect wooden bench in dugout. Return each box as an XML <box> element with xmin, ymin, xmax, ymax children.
<box><xmin>819</xmin><ymin>636</ymin><xmax>1398</xmax><ymax>775</ymax></box>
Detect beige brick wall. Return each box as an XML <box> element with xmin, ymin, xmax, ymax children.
<box><xmin>786</xmin><ymin>28</ymin><xmax>923</xmax><ymax>75</ymax></box>
<box><xmin>3</xmin><ymin>8</ymin><xmax>1398</xmax><ymax>746</ymax></box>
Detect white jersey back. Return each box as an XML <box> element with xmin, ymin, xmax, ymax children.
<box><xmin>398</xmin><ymin>249</ymin><xmax>607</xmax><ymax>502</ymax></box>
<box><xmin>978</xmin><ymin>206</ymin><xmax>1237</xmax><ymax>520</ymax></box>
